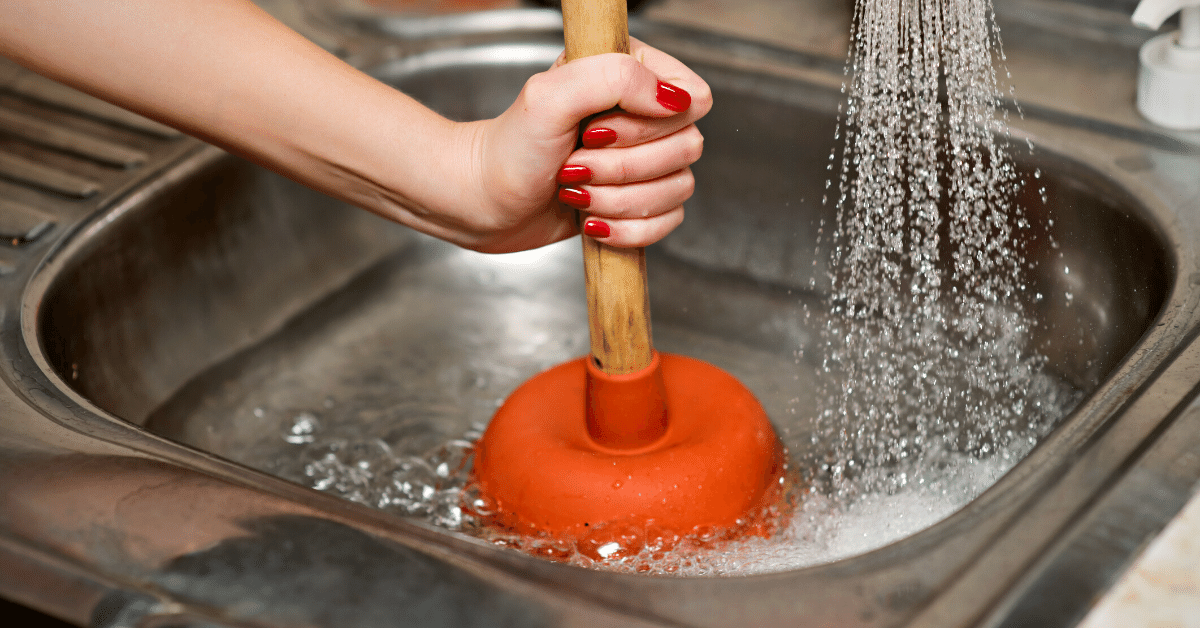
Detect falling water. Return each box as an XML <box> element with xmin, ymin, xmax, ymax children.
<box><xmin>814</xmin><ymin>0</ymin><xmax>1058</xmax><ymax>495</ymax></box>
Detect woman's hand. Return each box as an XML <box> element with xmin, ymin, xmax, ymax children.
<box><xmin>0</xmin><ymin>1</ymin><xmax>710</xmax><ymax>255</ymax></box>
<box><xmin>452</xmin><ymin>38</ymin><xmax>712</xmax><ymax>253</ymax></box>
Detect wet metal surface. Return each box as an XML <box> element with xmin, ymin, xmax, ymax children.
<box><xmin>0</xmin><ymin>2</ymin><xmax>1199</xmax><ymax>627</ymax></box>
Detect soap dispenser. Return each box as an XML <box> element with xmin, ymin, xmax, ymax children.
<box><xmin>1132</xmin><ymin>0</ymin><xmax>1200</xmax><ymax>129</ymax></box>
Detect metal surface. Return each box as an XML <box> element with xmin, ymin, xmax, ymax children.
<box><xmin>1</xmin><ymin>1</ymin><xmax>1199</xmax><ymax>627</ymax></box>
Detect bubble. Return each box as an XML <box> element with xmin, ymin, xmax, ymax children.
<box><xmin>283</xmin><ymin>411</ymin><xmax>321</xmax><ymax>444</ymax></box>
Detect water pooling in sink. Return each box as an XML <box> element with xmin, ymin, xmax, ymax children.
<box><xmin>145</xmin><ymin>239</ymin><xmax>1080</xmax><ymax>575</ymax></box>
<box><xmin>143</xmin><ymin>0</ymin><xmax>1090</xmax><ymax>575</ymax></box>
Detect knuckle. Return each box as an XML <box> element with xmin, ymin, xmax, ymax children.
<box><xmin>602</xmin><ymin>56</ymin><xmax>640</xmax><ymax>97</ymax></box>
<box><xmin>677</xmin><ymin>172</ymin><xmax>696</xmax><ymax>201</ymax></box>
<box><xmin>681</xmin><ymin>127</ymin><xmax>704</xmax><ymax>163</ymax></box>
<box><xmin>610</xmin><ymin>189</ymin><xmax>636</xmax><ymax>219</ymax></box>
<box><xmin>664</xmin><ymin>207</ymin><xmax>685</xmax><ymax>233</ymax></box>
<box><xmin>617</xmin><ymin>158</ymin><xmax>633</xmax><ymax>184</ymax></box>
<box><xmin>520</xmin><ymin>70</ymin><xmax>555</xmax><ymax>108</ymax></box>
<box><xmin>690</xmin><ymin>83</ymin><xmax>714</xmax><ymax>115</ymax></box>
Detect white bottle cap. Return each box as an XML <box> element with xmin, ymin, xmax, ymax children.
<box><xmin>1133</xmin><ymin>1</ymin><xmax>1200</xmax><ymax>129</ymax></box>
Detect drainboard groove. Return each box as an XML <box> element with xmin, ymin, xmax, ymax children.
<box><xmin>0</xmin><ymin>108</ymin><xmax>149</xmax><ymax>168</ymax></box>
<box><xmin>0</xmin><ymin>198</ymin><xmax>54</xmax><ymax>246</ymax></box>
<box><xmin>0</xmin><ymin>57</ymin><xmax>198</xmax><ymax>269</ymax></box>
<box><xmin>0</xmin><ymin>152</ymin><xmax>99</xmax><ymax>199</ymax></box>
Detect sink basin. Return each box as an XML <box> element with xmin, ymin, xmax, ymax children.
<box><xmin>4</xmin><ymin>8</ymin><xmax>1200</xmax><ymax>628</ymax></box>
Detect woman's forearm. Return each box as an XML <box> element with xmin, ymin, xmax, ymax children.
<box><xmin>0</xmin><ymin>0</ymin><xmax>474</xmax><ymax>237</ymax></box>
<box><xmin>1</xmin><ymin>2</ymin><xmax>712</xmax><ymax>252</ymax></box>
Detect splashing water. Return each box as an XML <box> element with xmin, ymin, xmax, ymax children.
<box><xmin>811</xmin><ymin>0</ymin><xmax>1058</xmax><ymax>498</ymax></box>
<box><xmin>167</xmin><ymin>0</ymin><xmax>1084</xmax><ymax>576</ymax></box>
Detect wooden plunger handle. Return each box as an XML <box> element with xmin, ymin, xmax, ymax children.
<box><xmin>562</xmin><ymin>0</ymin><xmax>655</xmax><ymax>375</ymax></box>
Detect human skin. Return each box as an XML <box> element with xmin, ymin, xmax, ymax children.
<box><xmin>0</xmin><ymin>0</ymin><xmax>711</xmax><ymax>252</ymax></box>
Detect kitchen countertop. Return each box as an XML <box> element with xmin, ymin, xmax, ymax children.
<box><xmin>1078</xmin><ymin>488</ymin><xmax>1200</xmax><ymax>627</ymax></box>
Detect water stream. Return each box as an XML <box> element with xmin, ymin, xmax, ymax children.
<box><xmin>816</xmin><ymin>0</ymin><xmax>1051</xmax><ymax>499</ymax></box>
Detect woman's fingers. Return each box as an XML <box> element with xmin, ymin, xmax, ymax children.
<box><xmin>574</xmin><ymin>38</ymin><xmax>713</xmax><ymax>147</ymax></box>
<box><xmin>579</xmin><ymin>109</ymin><xmax>699</xmax><ymax>152</ymax></box>
<box><xmin>522</xmin><ymin>54</ymin><xmax>676</xmax><ymax>134</ymax></box>
<box><xmin>628</xmin><ymin>37</ymin><xmax>706</xmax><ymax>97</ymax></box>
<box><xmin>560</xmin><ymin>125</ymin><xmax>703</xmax><ymax>185</ymax></box>
<box><xmin>469</xmin><ymin>38</ymin><xmax>709</xmax><ymax>252</ymax></box>
<box><xmin>529</xmin><ymin>40</ymin><xmax>711</xmax><ymax>132</ymax></box>
<box><xmin>580</xmin><ymin>205</ymin><xmax>686</xmax><ymax>248</ymax></box>
<box><xmin>549</xmin><ymin>37</ymin><xmax>712</xmax><ymax>123</ymax></box>
<box><xmin>574</xmin><ymin>70</ymin><xmax>710</xmax><ymax>149</ymax></box>
<box><xmin>560</xmin><ymin>168</ymin><xmax>695</xmax><ymax>219</ymax></box>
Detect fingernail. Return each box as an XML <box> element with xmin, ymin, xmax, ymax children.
<box><xmin>558</xmin><ymin>187</ymin><xmax>591</xmax><ymax>209</ymax></box>
<box><xmin>581</xmin><ymin>128</ymin><xmax>617</xmax><ymax>148</ymax></box>
<box><xmin>557</xmin><ymin>164</ymin><xmax>592</xmax><ymax>184</ymax></box>
<box><xmin>656</xmin><ymin>81</ymin><xmax>691</xmax><ymax>112</ymax></box>
<box><xmin>583</xmin><ymin>218</ymin><xmax>611</xmax><ymax>238</ymax></box>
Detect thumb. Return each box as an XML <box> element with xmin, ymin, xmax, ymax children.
<box><xmin>519</xmin><ymin>53</ymin><xmax>692</xmax><ymax>136</ymax></box>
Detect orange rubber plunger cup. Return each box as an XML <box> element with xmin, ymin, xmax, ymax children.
<box><xmin>472</xmin><ymin>0</ymin><xmax>785</xmax><ymax>540</ymax></box>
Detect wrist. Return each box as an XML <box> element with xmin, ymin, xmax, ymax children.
<box><xmin>282</xmin><ymin>84</ymin><xmax>479</xmax><ymax>245</ymax></box>
<box><xmin>366</xmin><ymin>114</ymin><xmax>494</xmax><ymax>248</ymax></box>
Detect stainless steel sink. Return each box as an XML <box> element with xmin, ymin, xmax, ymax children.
<box><xmin>2</xmin><ymin>3</ymin><xmax>1200</xmax><ymax>628</ymax></box>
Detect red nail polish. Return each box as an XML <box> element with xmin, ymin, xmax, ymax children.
<box><xmin>558</xmin><ymin>187</ymin><xmax>591</xmax><ymax>209</ymax></box>
<box><xmin>583</xmin><ymin>218</ymin><xmax>610</xmax><ymax>238</ymax></box>
<box><xmin>656</xmin><ymin>80</ymin><xmax>692</xmax><ymax>112</ymax></box>
<box><xmin>557</xmin><ymin>164</ymin><xmax>592</xmax><ymax>184</ymax></box>
<box><xmin>581</xmin><ymin>128</ymin><xmax>617</xmax><ymax>148</ymax></box>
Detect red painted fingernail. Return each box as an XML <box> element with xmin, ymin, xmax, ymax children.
<box><xmin>558</xmin><ymin>187</ymin><xmax>591</xmax><ymax>209</ymax></box>
<box><xmin>656</xmin><ymin>81</ymin><xmax>691</xmax><ymax>112</ymax></box>
<box><xmin>581</xmin><ymin>128</ymin><xmax>617</xmax><ymax>148</ymax></box>
<box><xmin>583</xmin><ymin>218</ymin><xmax>611</xmax><ymax>238</ymax></box>
<box><xmin>557</xmin><ymin>164</ymin><xmax>592</xmax><ymax>184</ymax></box>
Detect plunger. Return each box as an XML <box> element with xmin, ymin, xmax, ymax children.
<box><xmin>473</xmin><ymin>0</ymin><xmax>785</xmax><ymax>541</ymax></box>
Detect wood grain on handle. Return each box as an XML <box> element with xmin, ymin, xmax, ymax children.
<box><xmin>561</xmin><ymin>0</ymin><xmax>654</xmax><ymax>375</ymax></box>
<box><xmin>562</xmin><ymin>0</ymin><xmax>630</xmax><ymax>59</ymax></box>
